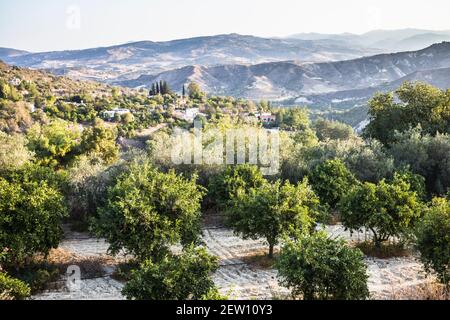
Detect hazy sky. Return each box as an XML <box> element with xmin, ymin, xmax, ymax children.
<box><xmin>1</xmin><ymin>0</ymin><xmax>450</xmax><ymax>52</ymax></box>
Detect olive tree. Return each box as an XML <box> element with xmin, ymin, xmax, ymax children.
<box><xmin>277</xmin><ymin>232</ymin><xmax>369</xmax><ymax>300</ymax></box>
<box><xmin>0</xmin><ymin>132</ymin><xmax>34</xmax><ymax>173</ymax></box>
<box><xmin>92</xmin><ymin>161</ymin><xmax>205</xmax><ymax>261</ymax></box>
<box><xmin>226</xmin><ymin>179</ymin><xmax>320</xmax><ymax>258</ymax></box>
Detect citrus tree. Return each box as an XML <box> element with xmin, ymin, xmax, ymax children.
<box><xmin>339</xmin><ymin>175</ymin><xmax>423</xmax><ymax>247</ymax></box>
<box><xmin>277</xmin><ymin>232</ymin><xmax>369</xmax><ymax>300</ymax></box>
<box><xmin>226</xmin><ymin>179</ymin><xmax>320</xmax><ymax>258</ymax></box>
<box><xmin>93</xmin><ymin>161</ymin><xmax>205</xmax><ymax>261</ymax></box>
<box><xmin>415</xmin><ymin>197</ymin><xmax>450</xmax><ymax>293</ymax></box>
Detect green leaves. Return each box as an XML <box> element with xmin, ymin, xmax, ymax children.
<box><xmin>92</xmin><ymin>160</ymin><xmax>205</xmax><ymax>261</ymax></box>
<box><xmin>0</xmin><ymin>272</ymin><xmax>31</xmax><ymax>300</ymax></box>
<box><xmin>339</xmin><ymin>175</ymin><xmax>423</xmax><ymax>246</ymax></box>
<box><xmin>122</xmin><ymin>246</ymin><xmax>219</xmax><ymax>300</ymax></box>
<box><xmin>309</xmin><ymin>159</ymin><xmax>358</xmax><ymax>210</ymax></box>
<box><xmin>226</xmin><ymin>172</ymin><xmax>320</xmax><ymax>257</ymax></box>
<box><xmin>415</xmin><ymin>197</ymin><xmax>450</xmax><ymax>289</ymax></box>
<box><xmin>26</xmin><ymin>119</ymin><xmax>81</xmax><ymax>167</ymax></box>
<box><xmin>0</xmin><ymin>175</ymin><xmax>67</xmax><ymax>267</ymax></box>
<box><xmin>277</xmin><ymin>232</ymin><xmax>369</xmax><ymax>300</ymax></box>
<box><xmin>365</xmin><ymin>82</ymin><xmax>450</xmax><ymax>146</ymax></box>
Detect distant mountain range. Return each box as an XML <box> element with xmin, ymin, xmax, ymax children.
<box><xmin>289</xmin><ymin>28</ymin><xmax>450</xmax><ymax>52</ymax></box>
<box><xmin>1</xmin><ymin>30</ymin><xmax>450</xmax><ymax>110</ymax></box>
<box><xmin>117</xmin><ymin>42</ymin><xmax>450</xmax><ymax>109</ymax></box>
<box><xmin>0</xmin><ymin>34</ymin><xmax>378</xmax><ymax>82</ymax></box>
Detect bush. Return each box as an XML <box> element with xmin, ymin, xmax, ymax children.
<box><xmin>0</xmin><ymin>132</ymin><xmax>34</xmax><ymax>173</ymax></box>
<box><xmin>339</xmin><ymin>175</ymin><xmax>423</xmax><ymax>247</ymax></box>
<box><xmin>26</xmin><ymin>120</ymin><xmax>81</xmax><ymax>167</ymax></box>
<box><xmin>309</xmin><ymin>159</ymin><xmax>358</xmax><ymax>210</ymax></box>
<box><xmin>0</xmin><ymin>273</ymin><xmax>31</xmax><ymax>300</ymax></box>
<box><xmin>415</xmin><ymin>198</ymin><xmax>450</xmax><ymax>292</ymax></box>
<box><xmin>277</xmin><ymin>232</ymin><xmax>369</xmax><ymax>300</ymax></box>
<box><xmin>92</xmin><ymin>160</ymin><xmax>205</xmax><ymax>261</ymax></box>
<box><xmin>0</xmin><ymin>177</ymin><xmax>67</xmax><ymax>267</ymax></box>
<box><xmin>208</xmin><ymin>164</ymin><xmax>266</xmax><ymax>209</ymax></box>
<box><xmin>122</xmin><ymin>246</ymin><xmax>219</xmax><ymax>300</ymax></box>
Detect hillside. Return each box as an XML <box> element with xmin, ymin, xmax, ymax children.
<box><xmin>116</xmin><ymin>42</ymin><xmax>450</xmax><ymax>104</ymax></box>
<box><xmin>1</xmin><ymin>34</ymin><xmax>376</xmax><ymax>83</ymax></box>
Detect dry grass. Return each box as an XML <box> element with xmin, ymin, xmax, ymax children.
<box><xmin>240</xmin><ymin>250</ymin><xmax>279</xmax><ymax>270</ymax></box>
<box><xmin>0</xmin><ymin>291</ymin><xmax>13</xmax><ymax>301</ymax></box>
<box><xmin>388</xmin><ymin>282</ymin><xmax>449</xmax><ymax>300</ymax></box>
<box><xmin>355</xmin><ymin>241</ymin><xmax>411</xmax><ymax>259</ymax></box>
<box><xmin>42</xmin><ymin>248</ymin><xmax>115</xmax><ymax>279</ymax></box>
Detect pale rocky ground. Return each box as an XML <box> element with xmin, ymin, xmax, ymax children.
<box><xmin>32</xmin><ymin>224</ymin><xmax>432</xmax><ymax>300</ymax></box>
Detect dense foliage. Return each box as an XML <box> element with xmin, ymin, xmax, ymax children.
<box><xmin>365</xmin><ymin>82</ymin><xmax>450</xmax><ymax>146</ymax></box>
<box><xmin>415</xmin><ymin>197</ymin><xmax>450</xmax><ymax>291</ymax></box>
<box><xmin>226</xmin><ymin>178</ymin><xmax>321</xmax><ymax>257</ymax></box>
<box><xmin>92</xmin><ymin>160</ymin><xmax>205</xmax><ymax>261</ymax></box>
<box><xmin>277</xmin><ymin>232</ymin><xmax>369</xmax><ymax>300</ymax></box>
<box><xmin>122</xmin><ymin>246</ymin><xmax>220</xmax><ymax>300</ymax></box>
<box><xmin>0</xmin><ymin>272</ymin><xmax>31</xmax><ymax>300</ymax></box>
<box><xmin>309</xmin><ymin>159</ymin><xmax>358</xmax><ymax>210</ymax></box>
<box><xmin>339</xmin><ymin>174</ymin><xmax>423</xmax><ymax>247</ymax></box>
<box><xmin>0</xmin><ymin>173</ymin><xmax>67</xmax><ymax>267</ymax></box>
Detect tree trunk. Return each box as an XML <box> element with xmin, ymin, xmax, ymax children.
<box><xmin>268</xmin><ymin>244</ymin><xmax>274</xmax><ymax>259</ymax></box>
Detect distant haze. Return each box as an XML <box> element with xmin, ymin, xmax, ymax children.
<box><xmin>1</xmin><ymin>0</ymin><xmax>450</xmax><ymax>52</ymax></box>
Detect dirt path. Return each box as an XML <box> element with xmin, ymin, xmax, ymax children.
<box><xmin>32</xmin><ymin>229</ymin><xmax>126</xmax><ymax>301</ymax></box>
<box><xmin>204</xmin><ymin>226</ymin><xmax>431</xmax><ymax>300</ymax></box>
<box><xmin>32</xmin><ymin>225</ymin><xmax>432</xmax><ymax>300</ymax></box>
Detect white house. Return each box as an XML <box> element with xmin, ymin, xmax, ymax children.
<box><xmin>103</xmin><ymin>108</ymin><xmax>131</xmax><ymax>119</ymax></box>
<box><xmin>255</xmin><ymin>113</ymin><xmax>276</xmax><ymax>123</ymax></box>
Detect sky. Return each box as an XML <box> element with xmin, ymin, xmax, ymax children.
<box><xmin>1</xmin><ymin>0</ymin><xmax>450</xmax><ymax>52</ymax></box>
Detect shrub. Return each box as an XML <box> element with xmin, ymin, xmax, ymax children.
<box><xmin>415</xmin><ymin>198</ymin><xmax>450</xmax><ymax>292</ymax></box>
<box><xmin>208</xmin><ymin>164</ymin><xmax>266</xmax><ymax>209</ymax></box>
<box><xmin>122</xmin><ymin>246</ymin><xmax>219</xmax><ymax>300</ymax></box>
<box><xmin>277</xmin><ymin>232</ymin><xmax>369</xmax><ymax>300</ymax></box>
<box><xmin>0</xmin><ymin>273</ymin><xmax>31</xmax><ymax>300</ymax></box>
<box><xmin>309</xmin><ymin>159</ymin><xmax>358</xmax><ymax>210</ymax></box>
<box><xmin>0</xmin><ymin>177</ymin><xmax>67</xmax><ymax>267</ymax></box>
<box><xmin>0</xmin><ymin>132</ymin><xmax>34</xmax><ymax>173</ymax></box>
<box><xmin>26</xmin><ymin>120</ymin><xmax>81</xmax><ymax>167</ymax></box>
<box><xmin>92</xmin><ymin>161</ymin><xmax>205</xmax><ymax>261</ymax></box>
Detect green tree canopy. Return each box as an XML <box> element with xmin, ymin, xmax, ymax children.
<box><xmin>309</xmin><ymin>159</ymin><xmax>358</xmax><ymax>210</ymax></box>
<box><xmin>277</xmin><ymin>232</ymin><xmax>369</xmax><ymax>300</ymax></box>
<box><xmin>208</xmin><ymin>164</ymin><xmax>266</xmax><ymax>209</ymax></box>
<box><xmin>93</xmin><ymin>161</ymin><xmax>205</xmax><ymax>261</ymax></box>
<box><xmin>26</xmin><ymin>120</ymin><xmax>81</xmax><ymax>167</ymax></box>
<box><xmin>0</xmin><ymin>176</ymin><xmax>67</xmax><ymax>267</ymax></box>
<box><xmin>226</xmin><ymin>178</ymin><xmax>320</xmax><ymax>257</ymax></box>
<box><xmin>339</xmin><ymin>174</ymin><xmax>423</xmax><ymax>247</ymax></box>
<box><xmin>79</xmin><ymin>118</ymin><xmax>119</xmax><ymax>165</ymax></box>
<box><xmin>364</xmin><ymin>82</ymin><xmax>450</xmax><ymax>145</ymax></box>
<box><xmin>122</xmin><ymin>246</ymin><xmax>220</xmax><ymax>300</ymax></box>
<box><xmin>415</xmin><ymin>197</ymin><xmax>450</xmax><ymax>292</ymax></box>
